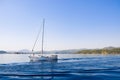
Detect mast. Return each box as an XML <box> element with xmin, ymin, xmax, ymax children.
<box><xmin>41</xmin><ymin>19</ymin><xmax>45</xmax><ymax>55</ymax></box>
<box><xmin>31</xmin><ymin>20</ymin><xmax>42</xmax><ymax>56</ymax></box>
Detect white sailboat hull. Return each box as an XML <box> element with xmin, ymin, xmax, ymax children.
<box><xmin>29</xmin><ymin>55</ymin><xmax>58</xmax><ymax>62</ymax></box>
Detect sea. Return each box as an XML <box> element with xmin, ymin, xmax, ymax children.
<box><xmin>0</xmin><ymin>53</ymin><xmax>120</xmax><ymax>80</ymax></box>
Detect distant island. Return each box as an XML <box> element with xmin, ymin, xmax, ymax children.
<box><xmin>76</xmin><ymin>47</ymin><xmax>120</xmax><ymax>54</ymax></box>
<box><xmin>0</xmin><ymin>50</ymin><xmax>7</xmax><ymax>53</ymax></box>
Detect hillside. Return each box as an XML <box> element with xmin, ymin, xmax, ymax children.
<box><xmin>77</xmin><ymin>47</ymin><xmax>120</xmax><ymax>54</ymax></box>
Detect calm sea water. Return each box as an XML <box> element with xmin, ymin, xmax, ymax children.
<box><xmin>0</xmin><ymin>54</ymin><xmax>120</xmax><ymax>80</ymax></box>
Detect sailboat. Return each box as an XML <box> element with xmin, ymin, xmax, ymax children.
<box><xmin>29</xmin><ymin>19</ymin><xmax>58</xmax><ymax>61</ymax></box>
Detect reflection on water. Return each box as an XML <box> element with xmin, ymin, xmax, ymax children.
<box><xmin>0</xmin><ymin>54</ymin><xmax>120</xmax><ymax>80</ymax></box>
<box><xmin>29</xmin><ymin>61</ymin><xmax>57</xmax><ymax>80</ymax></box>
<box><xmin>0</xmin><ymin>60</ymin><xmax>58</xmax><ymax>80</ymax></box>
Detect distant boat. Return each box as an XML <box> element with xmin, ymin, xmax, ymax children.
<box><xmin>29</xmin><ymin>19</ymin><xmax>58</xmax><ymax>61</ymax></box>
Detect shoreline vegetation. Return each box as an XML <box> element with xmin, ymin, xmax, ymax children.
<box><xmin>76</xmin><ymin>47</ymin><xmax>120</xmax><ymax>54</ymax></box>
<box><xmin>0</xmin><ymin>47</ymin><xmax>120</xmax><ymax>54</ymax></box>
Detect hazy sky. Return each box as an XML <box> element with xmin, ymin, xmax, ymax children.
<box><xmin>0</xmin><ymin>0</ymin><xmax>120</xmax><ymax>51</ymax></box>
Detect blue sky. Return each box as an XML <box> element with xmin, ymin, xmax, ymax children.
<box><xmin>0</xmin><ymin>0</ymin><xmax>120</xmax><ymax>51</ymax></box>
